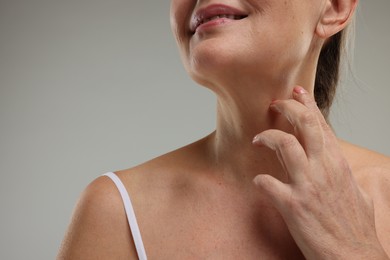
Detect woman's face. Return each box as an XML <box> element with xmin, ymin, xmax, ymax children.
<box><xmin>170</xmin><ymin>0</ymin><xmax>325</xmax><ymax>89</ymax></box>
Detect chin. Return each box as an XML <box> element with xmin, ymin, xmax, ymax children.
<box><xmin>186</xmin><ymin>38</ymin><xmax>251</xmax><ymax>88</ymax></box>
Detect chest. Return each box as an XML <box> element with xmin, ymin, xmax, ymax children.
<box><xmin>139</xmin><ymin>195</ymin><xmax>304</xmax><ymax>259</ymax></box>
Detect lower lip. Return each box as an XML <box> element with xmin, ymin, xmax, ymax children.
<box><xmin>195</xmin><ymin>18</ymin><xmax>237</xmax><ymax>33</ymax></box>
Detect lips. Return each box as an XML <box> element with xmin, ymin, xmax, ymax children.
<box><xmin>190</xmin><ymin>4</ymin><xmax>248</xmax><ymax>33</ymax></box>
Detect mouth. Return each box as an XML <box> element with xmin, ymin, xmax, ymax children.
<box><xmin>190</xmin><ymin>4</ymin><xmax>248</xmax><ymax>34</ymax></box>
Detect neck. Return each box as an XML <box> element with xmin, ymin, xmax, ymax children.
<box><xmin>205</xmin><ymin>76</ymin><xmax>314</xmax><ymax>185</ymax></box>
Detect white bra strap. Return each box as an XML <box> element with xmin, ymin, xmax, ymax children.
<box><xmin>103</xmin><ymin>172</ymin><xmax>148</xmax><ymax>260</ymax></box>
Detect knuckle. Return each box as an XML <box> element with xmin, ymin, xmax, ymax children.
<box><xmin>298</xmin><ymin>111</ymin><xmax>318</xmax><ymax>127</ymax></box>
<box><xmin>287</xmin><ymin>193</ymin><xmax>310</xmax><ymax>215</ymax></box>
<box><xmin>307</xmin><ymin>98</ymin><xmax>318</xmax><ymax>108</ymax></box>
<box><xmin>302</xmin><ymin>94</ymin><xmax>318</xmax><ymax>108</ymax></box>
<box><xmin>279</xmin><ymin>134</ymin><xmax>298</xmax><ymax>150</ymax></box>
<box><xmin>305</xmin><ymin>183</ymin><xmax>321</xmax><ymax>199</ymax></box>
<box><xmin>321</xmin><ymin>121</ymin><xmax>333</xmax><ymax>134</ymax></box>
<box><xmin>293</xmin><ymin>185</ymin><xmax>322</xmax><ymax>212</ymax></box>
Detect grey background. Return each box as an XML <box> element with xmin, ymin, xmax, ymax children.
<box><xmin>0</xmin><ymin>0</ymin><xmax>389</xmax><ymax>259</ymax></box>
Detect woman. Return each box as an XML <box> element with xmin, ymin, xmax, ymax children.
<box><xmin>58</xmin><ymin>0</ymin><xmax>390</xmax><ymax>259</ymax></box>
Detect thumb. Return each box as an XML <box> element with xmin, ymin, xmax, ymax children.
<box><xmin>253</xmin><ymin>174</ymin><xmax>290</xmax><ymax>212</ymax></box>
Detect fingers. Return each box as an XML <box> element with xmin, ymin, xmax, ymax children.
<box><xmin>252</xmin><ymin>86</ymin><xmax>335</xmax><ymax>183</ymax></box>
<box><xmin>253</xmin><ymin>174</ymin><xmax>291</xmax><ymax>212</ymax></box>
<box><xmin>270</xmin><ymin>100</ymin><xmax>323</xmax><ymax>156</ymax></box>
<box><xmin>253</xmin><ymin>129</ymin><xmax>308</xmax><ymax>183</ymax></box>
<box><xmin>268</xmin><ymin>86</ymin><xmax>335</xmax><ymax>157</ymax></box>
<box><xmin>292</xmin><ymin>86</ymin><xmax>329</xmax><ymax>129</ymax></box>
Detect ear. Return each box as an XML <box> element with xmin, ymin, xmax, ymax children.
<box><xmin>316</xmin><ymin>0</ymin><xmax>358</xmax><ymax>39</ymax></box>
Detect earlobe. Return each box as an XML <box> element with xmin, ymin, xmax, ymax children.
<box><xmin>316</xmin><ymin>0</ymin><xmax>358</xmax><ymax>39</ymax></box>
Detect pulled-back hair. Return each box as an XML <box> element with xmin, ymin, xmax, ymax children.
<box><xmin>314</xmin><ymin>30</ymin><xmax>346</xmax><ymax>119</ymax></box>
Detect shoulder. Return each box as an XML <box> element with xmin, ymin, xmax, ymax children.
<box><xmin>340</xmin><ymin>140</ymin><xmax>390</xmax><ymax>254</ymax></box>
<box><xmin>114</xmin><ymin>145</ymin><xmax>202</xmax><ymax>214</ymax></box>
<box><xmin>116</xmin><ymin>137</ymin><xmax>210</xmax><ymax>198</ymax></box>
<box><xmin>58</xmin><ymin>137</ymin><xmax>209</xmax><ymax>259</ymax></box>
<box><xmin>339</xmin><ymin>139</ymin><xmax>390</xmax><ymax>210</ymax></box>
<box><xmin>57</xmin><ymin>175</ymin><xmax>137</xmax><ymax>259</ymax></box>
<box><xmin>340</xmin><ymin>139</ymin><xmax>390</xmax><ymax>173</ymax></box>
<box><xmin>340</xmin><ymin>140</ymin><xmax>390</xmax><ymax>194</ymax></box>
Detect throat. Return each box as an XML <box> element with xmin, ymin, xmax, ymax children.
<box><xmin>206</xmin><ymin>130</ymin><xmax>288</xmax><ymax>185</ymax></box>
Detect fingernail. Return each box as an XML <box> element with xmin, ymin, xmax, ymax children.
<box><xmin>269</xmin><ymin>103</ymin><xmax>281</xmax><ymax>113</ymax></box>
<box><xmin>252</xmin><ymin>135</ymin><xmax>262</xmax><ymax>145</ymax></box>
<box><xmin>294</xmin><ymin>86</ymin><xmax>307</xmax><ymax>94</ymax></box>
<box><xmin>253</xmin><ymin>175</ymin><xmax>263</xmax><ymax>186</ymax></box>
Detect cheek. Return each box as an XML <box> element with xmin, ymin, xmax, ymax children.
<box><xmin>170</xmin><ymin>0</ymin><xmax>195</xmax><ymax>40</ymax></box>
<box><xmin>248</xmin><ymin>10</ymin><xmax>316</xmax><ymax>61</ymax></box>
<box><xmin>169</xmin><ymin>2</ymin><xmax>183</xmax><ymax>41</ymax></box>
<box><xmin>170</xmin><ymin>0</ymin><xmax>194</xmax><ymax>63</ymax></box>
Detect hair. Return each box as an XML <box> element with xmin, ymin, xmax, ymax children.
<box><xmin>314</xmin><ymin>29</ymin><xmax>348</xmax><ymax>119</ymax></box>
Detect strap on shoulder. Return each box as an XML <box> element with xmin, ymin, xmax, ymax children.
<box><xmin>103</xmin><ymin>172</ymin><xmax>148</xmax><ymax>260</ymax></box>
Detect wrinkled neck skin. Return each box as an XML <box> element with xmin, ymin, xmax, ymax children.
<box><xmin>203</xmin><ymin>55</ymin><xmax>319</xmax><ymax>186</ymax></box>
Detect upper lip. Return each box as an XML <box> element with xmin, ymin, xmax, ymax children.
<box><xmin>190</xmin><ymin>4</ymin><xmax>248</xmax><ymax>33</ymax></box>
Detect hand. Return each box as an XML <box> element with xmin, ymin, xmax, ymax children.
<box><xmin>252</xmin><ymin>86</ymin><xmax>388</xmax><ymax>259</ymax></box>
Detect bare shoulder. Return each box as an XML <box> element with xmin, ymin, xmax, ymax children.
<box><xmin>58</xmin><ymin>137</ymin><xmax>208</xmax><ymax>259</ymax></box>
<box><xmin>115</xmin><ymin>137</ymin><xmax>209</xmax><ymax>200</ymax></box>
<box><xmin>57</xmin><ymin>175</ymin><xmax>137</xmax><ymax>259</ymax></box>
<box><xmin>340</xmin><ymin>140</ymin><xmax>390</xmax><ymax>254</ymax></box>
<box><xmin>340</xmin><ymin>140</ymin><xmax>390</xmax><ymax>197</ymax></box>
<box><xmin>339</xmin><ymin>139</ymin><xmax>390</xmax><ymax>184</ymax></box>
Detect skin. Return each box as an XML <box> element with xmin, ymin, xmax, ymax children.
<box><xmin>58</xmin><ymin>0</ymin><xmax>390</xmax><ymax>259</ymax></box>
